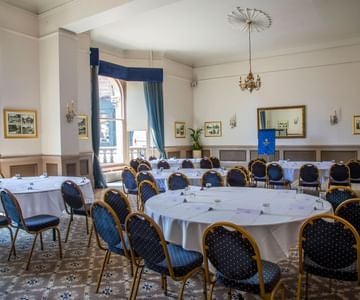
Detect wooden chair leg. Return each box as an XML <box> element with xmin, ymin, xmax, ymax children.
<box><xmin>296</xmin><ymin>273</ymin><xmax>302</xmax><ymax>300</ymax></box>
<box><xmin>26</xmin><ymin>233</ymin><xmax>39</xmax><ymax>270</ymax></box>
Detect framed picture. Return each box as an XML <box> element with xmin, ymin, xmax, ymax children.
<box><xmin>204</xmin><ymin>121</ymin><xmax>222</xmax><ymax>137</ymax></box>
<box><xmin>3</xmin><ymin>109</ymin><xmax>37</xmax><ymax>138</ymax></box>
<box><xmin>174</xmin><ymin>121</ymin><xmax>186</xmax><ymax>138</ymax></box>
<box><xmin>353</xmin><ymin>115</ymin><xmax>360</xmax><ymax>135</ymax></box>
<box><xmin>78</xmin><ymin>115</ymin><xmax>88</xmax><ymax>139</ymax></box>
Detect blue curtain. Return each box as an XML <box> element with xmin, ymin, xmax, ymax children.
<box><xmin>144</xmin><ymin>82</ymin><xmax>167</xmax><ymax>159</ymax></box>
<box><xmin>91</xmin><ymin>64</ymin><xmax>107</xmax><ymax>188</ymax></box>
<box><xmin>260</xmin><ymin>110</ymin><xmax>266</xmax><ymax>129</ymax></box>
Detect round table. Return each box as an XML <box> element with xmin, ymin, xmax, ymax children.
<box><xmin>145</xmin><ymin>186</ymin><xmax>331</xmax><ymax>262</ymax></box>
<box><xmin>0</xmin><ymin>176</ymin><xmax>94</xmax><ymax>218</ymax></box>
<box><xmin>150</xmin><ymin>158</ymin><xmax>201</xmax><ymax>169</ymax></box>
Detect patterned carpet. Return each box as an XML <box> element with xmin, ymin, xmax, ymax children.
<box><xmin>0</xmin><ymin>189</ymin><xmax>360</xmax><ymax>299</ymax></box>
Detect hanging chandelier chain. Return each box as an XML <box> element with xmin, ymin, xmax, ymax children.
<box><xmin>248</xmin><ymin>21</ymin><xmax>252</xmax><ymax>72</ymax></box>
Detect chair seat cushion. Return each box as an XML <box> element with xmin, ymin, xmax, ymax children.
<box><xmin>329</xmin><ymin>180</ymin><xmax>350</xmax><ymax>186</ymax></box>
<box><xmin>24</xmin><ymin>215</ymin><xmax>60</xmax><ymax>231</ymax></box>
<box><xmin>304</xmin><ymin>255</ymin><xmax>357</xmax><ymax>281</ymax></box>
<box><xmin>254</xmin><ymin>176</ymin><xmax>266</xmax><ymax>182</ymax></box>
<box><xmin>216</xmin><ymin>260</ymin><xmax>281</xmax><ymax>294</ymax></box>
<box><xmin>0</xmin><ymin>215</ymin><xmax>9</xmax><ymax>226</ymax></box>
<box><xmin>299</xmin><ymin>180</ymin><xmax>320</xmax><ymax>187</ymax></box>
<box><xmin>269</xmin><ymin>179</ymin><xmax>290</xmax><ymax>186</ymax></box>
<box><xmin>350</xmin><ymin>178</ymin><xmax>360</xmax><ymax>184</ymax></box>
<box><xmin>145</xmin><ymin>243</ymin><xmax>203</xmax><ymax>277</ymax></box>
<box><xmin>73</xmin><ymin>203</ymin><xmax>92</xmax><ymax>216</ymax></box>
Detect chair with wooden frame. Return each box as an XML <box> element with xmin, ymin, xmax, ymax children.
<box><xmin>121</xmin><ymin>167</ymin><xmax>138</xmax><ymax>197</ymax></box>
<box><xmin>201</xmin><ymin>170</ymin><xmax>223</xmax><ymax>187</ymax></box>
<box><xmin>347</xmin><ymin>160</ymin><xmax>360</xmax><ymax>184</ymax></box>
<box><xmin>335</xmin><ymin>198</ymin><xmax>360</xmax><ymax>234</ymax></box>
<box><xmin>200</xmin><ymin>157</ymin><xmax>213</xmax><ymax>169</ymax></box>
<box><xmin>251</xmin><ymin>160</ymin><xmax>267</xmax><ymax>187</ymax></box>
<box><xmin>138</xmin><ymin>180</ymin><xmax>159</xmax><ymax>212</ymax></box>
<box><xmin>137</xmin><ymin>163</ymin><xmax>152</xmax><ymax>172</ymax></box>
<box><xmin>325</xmin><ymin>186</ymin><xmax>357</xmax><ymax>210</ymax></box>
<box><xmin>0</xmin><ymin>213</ymin><xmax>15</xmax><ymax>258</ymax></box>
<box><xmin>157</xmin><ymin>159</ymin><xmax>171</xmax><ymax>169</ymax></box>
<box><xmin>167</xmin><ymin>172</ymin><xmax>190</xmax><ymax>190</ymax></box>
<box><xmin>234</xmin><ymin>165</ymin><xmax>251</xmax><ymax>182</ymax></box>
<box><xmin>209</xmin><ymin>156</ymin><xmax>221</xmax><ymax>168</ymax></box>
<box><xmin>129</xmin><ymin>159</ymin><xmax>140</xmax><ymax>172</ymax></box>
<box><xmin>297</xmin><ymin>214</ymin><xmax>360</xmax><ymax>300</ymax></box>
<box><xmin>203</xmin><ymin>221</ymin><xmax>285</xmax><ymax>300</ymax></box>
<box><xmin>125</xmin><ymin>212</ymin><xmax>206</xmax><ymax>300</ymax></box>
<box><xmin>104</xmin><ymin>189</ymin><xmax>132</xmax><ymax>229</ymax></box>
<box><xmin>328</xmin><ymin>163</ymin><xmax>351</xmax><ymax>188</ymax></box>
<box><xmin>181</xmin><ymin>159</ymin><xmax>195</xmax><ymax>169</ymax></box>
<box><xmin>226</xmin><ymin>167</ymin><xmax>249</xmax><ymax>187</ymax></box>
<box><xmin>266</xmin><ymin>163</ymin><xmax>291</xmax><ymax>189</ymax></box>
<box><xmin>0</xmin><ymin>189</ymin><xmax>62</xmax><ymax>270</ymax></box>
<box><xmin>298</xmin><ymin>163</ymin><xmax>320</xmax><ymax>191</ymax></box>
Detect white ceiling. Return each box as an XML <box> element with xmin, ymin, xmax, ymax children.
<box><xmin>4</xmin><ymin>0</ymin><xmax>360</xmax><ymax>67</ymax></box>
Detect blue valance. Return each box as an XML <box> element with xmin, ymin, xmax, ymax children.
<box><xmin>90</xmin><ymin>48</ymin><xmax>163</xmax><ymax>82</ymax></box>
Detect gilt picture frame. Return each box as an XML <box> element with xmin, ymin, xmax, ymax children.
<box><xmin>175</xmin><ymin>121</ymin><xmax>186</xmax><ymax>138</ymax></box>
<box><xmin>78</xmin><ymin>114</ymin><xmax>88</xmax><ymax>139</ymax></box>
<box><xmin>204</xmin><ymin>121</ymin><xmax>222</xmax><ymax>137</ymax></box>
<box><xmin>3</xmin><ymin>109</ymin><xmax>37</xmax><ymax>138</ymax></box>
<box><xmin>353</xmin><ymin>115</ymin><xmax>360</xmax><ymax>135</ymax></box>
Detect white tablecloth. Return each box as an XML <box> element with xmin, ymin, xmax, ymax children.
<box><xmin>150</xmin><ymin>158</ymin><xmax>201</xmax><ymax>169</ymax></box>
<box><xmin>0</xmin><ymin>176</ymin><xmax>94</xmax><ymax>218</ymax></box>
<box><xmin>145</xmin><ymin>186</ymin><xmax>331</xmax><ymax>262</ymax></box>
<box><xmin>151</xmin><ymin>168</ymin><xmax>227</xmax><ymax>190</ymax></box>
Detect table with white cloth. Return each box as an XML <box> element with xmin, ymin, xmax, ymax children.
<box><xmin>0</xmin><ymin>176</ymin><xmax>94</xmax><ymax>218</ymax></box>
<box><xmin>145</xmin><ymin>186</ymin><xmax>331</xmax><ymax>262</ymax></box>
<box><xmin>150</xmin><ymin>158</ymin><xmax>201</xmax><ymax>169</ymax></box>
<box><xmin>151</xmin><ymin>168</ymin><xmax>227</xmax><ymax>191</ymax></box>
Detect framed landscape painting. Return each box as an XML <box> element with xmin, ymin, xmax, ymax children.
<box><xmin>175</xmin><ymin>121</ymin><xmax>186</xmax><ymax>138</ymax></box>
<box><xmin>353</xmin><ymin>115</ymin><xmax>360</xmax><ymax>135</ymax></box>
<box><xmin>78</xmin><ymin>115</ymin><xmax>88</xmax><ymax>139</ymax></box>
<box><xmin>204</xmin><ymin>121</ymin><xmax>222</xmax><ymax>137</ymax></box>
<box><xmin>3</xmin><ymin>109</ymin><xmax>37</xmax><ymax>138</ymax></box>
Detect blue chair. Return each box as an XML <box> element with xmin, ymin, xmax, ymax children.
<box><xmin>202</xmin><ymin>170</ymin><xmax>223</xmax><ymax>187</ymax></box>
<box><xmin>297</xmin><ymin>214</ymin><xmax>360</xmax><ymax>299</ymax></box>
<box><xmin>138</xmin><ymin>180</ymin><xmax>159</xmax><ymax>211</ymax></box>
<box><xmin>0</xmin><ymin>214</ymin><xmax>14</xmax><ymax>257</ymax></box>
<box><xmin>298</xmin><ymin>163</ymin><xmax>320</xmax><ymax>190</ymax></box>
<box><xmin>328</xmin><ymin>163</ymin><xmax>351</xmax><ymax>188</ymax></box>
<box><xmin>0</xmin><ymin>189</ymin><xmax>62</xmax><ymax>270</ymax></box>
<box><xmin>266</xmin><ymin>163</ymin><xmax>291</xmax><ymax>189</ymax></box>
<box><xmin>157</xmin><ymin>159</ymin><xmax>170</xmax><ymax>169</ymax></box>
<box><xmin>209</xmin><ymin>156</ymin><xmax>221</xmax><ymax>168</ymax></box>
<box><xmin>181</xmin><ymin>159</ymin><xmax>194</xmax><ymax>169</ymax></box>
<box><xmin>203</xmin><ymin>222</ymin><xmax>285</xmax><ymax>300</ymax></box>
<box><xmin>90</xmin><ymin>201</ymin><xmax>132</xmax><ymax>293</ymax></box>
<box><xmin>200</xmin><ymin>157</ymin><xmax>213</xmax><ymax>169</ymax></box>
<box><xmin>335</xmin><ymin>198</ymin><xmax>360</xmax><ymax>234</ymax></box>
<box><xmin>61</xmin><ymin>180</ymin><xmax>92</xmax><ymax>243</ymax></box>
<box><xmin>129</xmin><ymin>159</ymin><xmax>140</xmax><ymax>172</ymax></box>
<box><xmin>104</xmin><ymin>189</ymin><xmax>131</xmax><ymax>229</ymax></box>
<box><xmin>125</xmin><ymin>212</ymin><xmax>205</xmax><ymax>299</ymax></box>
<box><xmin>325</xmin><ymin>186</ymin><xmax>357</xmax><ymax>210</ymax></box>
<box><xmin>226</xmin><ymin>167</ymin><xmax>249</xmax><ymax>187</ymax></box>
<box><xmin>251</xmin><ymin>160</ymin><xmax>267</xmax><ymax>186</ymax></box>
<box><xmin>137</xmin><ymin>163</ymin><xmax>151</xmax><ymax>172</ymax></box>
<box><xmin>136</xmin><ymin>171</ymin><xmax>165</xmax><ymax>193</ymax></box>
<box><xmin>167</xmin><ymin>172</ymin><xmax>189</xmax><ymax>190</ymax></box>
<box><xmin>121</xmin><ymin>167</ymin><xmax>138</xmax><ymax>196</ymax></box>
<box><xmin>347</xmin><ymin>160</ymin><xmax>360</xmax><ymax>184</ymax></box>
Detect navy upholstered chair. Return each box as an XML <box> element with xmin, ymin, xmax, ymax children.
<box><xmin>226</xmin><ymin>167</ymin><xmax>248</xmax><ymax>187</ymax></box>
<box><xmin>202</xmin><ymin>170</ymin><xmax>223</xmax><ymax>187</ymax></box>
<box><xmin>297</xmin><ymin>214</ymin><xmax>360</xmax><ymax>299</ymax></box>
<box><xmin>61</xmin><ymin>180</ymin><xmax>92</xmax><ymax>243</ymax></box>
<box><xmin>347</xmin><ymin>160</ymin><xmax>360</xmax><ymax>184</ymax></box>
<box><xmin>121</xmin><ymin>167</ymin><xmax>138</xmax><ymax>196</ymax></box>
<box><xmin>325</xmin><ymin>186</ymin><xmax>357</xmax><ymax>210</ymax></box>
<box><xmin>234</xmin><ymin>165</ymin><xmax>251</xmax><ymax>182</ymax></box>
<box><xmin>328</xmin><ymin>163</ymin><xmax>351</xmax><ymax>188</ymax></box>
<box><xmin>136</xmin><ymin>171</ymin><xmax>165</xmax><ymax>193</ymax></box>
<box><xmin>104</xmin><ymin>189</ymin><xmax>131</xmax><ymax>229</ymax></box>
<box><xmin>0</xmin><ymin>189</ymin><xmax>62</xmax><ymax>270</ymax></box>
<box><xmin>266</xmin><ymin>163</ymin><xmax>291</xmax><ymax>189</ymax></box>
<box><xmin>125</xmin><ymin>212</ymin><xmax>205</xmax><ymax>299</ymax></box>
<box><xmin>138</xmin><ymin>180</ymin><xmax>159</xmax><ymax>212</ymax></box>
<box><xmin>181</xmin><ymin>159</ymin><xmax>194</xmax><ymax>169</ymax></box>
<box><xmin>298</xmin><ymin>163</ymin><xmax>320</xmax><ymax>190</ymax></box>
<box><xmin>129</xmin><ymin>159</ymin><xmax>140</xmax><ymax>172</ymax></box>
<box><xmin>90</xmin><ymin>201</ymin><xmax>132</xmax><ymax>293</ymax></box>
<box><xmin>137</xmin><ymin>163</ymin><xmax>151</xmax><ymax>172</ymax></box>
<box><xmin>203</xmin><ymin>222</ymin><xmax>285</xmax><ymax>300</ymax></box>
<box><xmin>167</xmin><ymin>172</ymin><xmax>190</xmax><ymax>190</ymax></box>
<box><xmin>209</xmin><ymin>156</ymin><xmax>221</xmax><ymax>168</ymax></box>
<box><xmin>157</xmin><ymin>159</ymin><xmax>171</xmax><ymax>169</ymax></box>
<box><xmin>0</xmin><ymin>213</ymin><xmax>14</xmax><ymax>257</ymax></box>
<box><xmin>251</xmin><ymin>160</ymin><xmax>267</xmax><ymax>187</ymax></box>
<box><xmin>200</xmin><ymin>157</ymin><xmax>213</xmax><ymax>169</ymax></box>
<box><xmin>335</xmin><ymin>198</ymin><xmax>360</xmax><ymax>234</ymax></box>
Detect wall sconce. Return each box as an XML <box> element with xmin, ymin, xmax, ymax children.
<box><xmin>330</xmin><ymin>110</ymin><xmax>338</xmax><ymax>125</ymax></box>
<box><xmin>65</xmin><ymin>101</ymin><xmax>77</xmax><ymax>123</ymax></box>
<box><xmin>230</xmin><ymin>113</ymin><xmax>237</xmax><ymax>128</ymax></box>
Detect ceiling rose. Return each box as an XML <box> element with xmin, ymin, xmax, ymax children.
<box><xmin>227</xmin><ymin>8</ymin><xmax>272</xmax><ymax>32</ymax></box>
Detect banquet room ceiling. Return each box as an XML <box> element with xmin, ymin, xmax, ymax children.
<box><xmin>4</xmin><ymin>0</ymin><xmax>360</xmax><ymax>67</ymax></box>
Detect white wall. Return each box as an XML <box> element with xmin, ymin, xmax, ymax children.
<box><xmin>193</xmin><ymin>43</ymin><xmax>360</xmax><ymax>146</ymax></box>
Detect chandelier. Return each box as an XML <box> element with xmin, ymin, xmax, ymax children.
<box><xmin>228</xmin><ymin>8</ymin><xmax>272</xmax><ymax>93</ymax></box>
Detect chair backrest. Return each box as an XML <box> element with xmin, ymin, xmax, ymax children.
<box><xmin>200</xmin><ymin>157</ymin><xmax>213</xmax><ymax>169</ymax></box>
<box><xmin>121</xmin><ymin>167</ymin><xmax>138</xmax><ymax>191</ymax></box>
<box><xmin>137</xmin><ymin>163</ymin><xmax>151</xmax><ymax>172</ymax></box>
<box><xmin>104</xmin><ymin>189</ymin><xmax>131</xmax><ymax>225</ymax></box>
<box><xmin>136</xmin><ymin>171</ymin><xmax>156</xmax><ymax>186</ymax></box>
<box><xmin>0</xmin><ymin>189</ymin><xmax>24</xmax><ymax>227</ymax></box>
<box><xmin>330</xmin><ymin>163</ymin><xmax>350</xmax><ymax>181</ymax></box>
<box><xmin>251</xmin><ymin>160</ymin><xmax>266</xmax><ymax>178</ymax></box>
<box><xmin>299</xmin><ymin>214</ymin><xmax>360</xmax><ymax>276</ymax></box>
<box><xmin>167</xmin><ymin>172</ymin><xmax>190</xmax><ymax>190</ymax></box>
<box><xmin>234</xmin><ymin>165</ymin><xmax>250</xmax><ymax>181</ymax></box>
<box><xmin>335</xmin><ymin>198</ymin><xmax>360</xmax><ymax>234</ymax></box>
<box><xmin>61</xmin><ymin>180</ymin><xmax>86</xmax><ymax>210</ymax></box>
<box><xmin>209</xmin><ymin>156</ymin><xmax>220</xmax><ymax>168</ymax></box>
<box><xmin>181</xmin><ymin>159</ymin><xmax>194</xmax><ymax>169</ymax></box>
<box><xmin>299</xmin><ymin>163</ymin><xmax>319</xmax><ymax>183</ymax></box>
<box><xmin>138</xmin><ymin>180</ymin><xmax>159</xmax><ymax>210</ymax></box>
<box><xmin>157</xmin><ymin>160</ymin><xmax>170</xmax><ymax>169</ymax></box>
<box><xmin>266</xmin><ymin>163</ymin><xmax>284</xmax><ymax>181</ymax></box>
<box><xmin>125</xmin><ymin>212</ymin><xmax>174</xmax><ymax>275</ymax></box>
<box><xmin>203</xmin><ymin>222</ymin><xmax>266</xmax><ymax>295</ymax></box>
<box><xmin>227</xmin><ymin>168</ymin><xmax>248</xmax><ymax>187</ymax></box>
<box><xmin>148</xmin><ymin>156</ymin><xmax>157</xmax><ymax>161</ymax></box>
<box><xmin>130</xmin><ymin>159</ymin><xmax>140</xmax><ymax>171</ymax></box>
<box><xmin>325</xmin><ymin>186</ymin><xmax>357</xmax><ymax>210</ymax></box>
<box><xmin>91</xmin><ymin>201</ymin><xmax>129</xmax><ymax>257</ymax></box>
<box><xmin>202</xmin><ymin>170</ymin><xmax>223</xmax><ymax>187</ymax></box>
<box><xmin>347</xmin><ymin>160</ymin><xmax>360</xmax><ymax>180</ymax></box>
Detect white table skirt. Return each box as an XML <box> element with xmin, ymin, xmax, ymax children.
<box><xmin>0</xmin><ymin>176</ymin><xmax>94</xmax><ymax>218</ymax></box>
<box><xmin>145</xmin><ymin>186</ymin><xmax>331</xmax><ymax>262</ymax></box>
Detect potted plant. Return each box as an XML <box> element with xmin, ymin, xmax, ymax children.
<box><xmin>189</xmin><ymin>128</ymin><xmax>203</xmax><ymax>158</ymax></box>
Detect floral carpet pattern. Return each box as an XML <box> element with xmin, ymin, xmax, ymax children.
<box><xmin>0</xmin><ymin>190</ymin><xmax>360</xmax><ymax>299</ymax></box>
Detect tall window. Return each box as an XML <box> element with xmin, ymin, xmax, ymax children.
<box><xmin>98</xmin><ymin>76</ymin><xmax>125</xmax><ymax>164</ymax></box>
